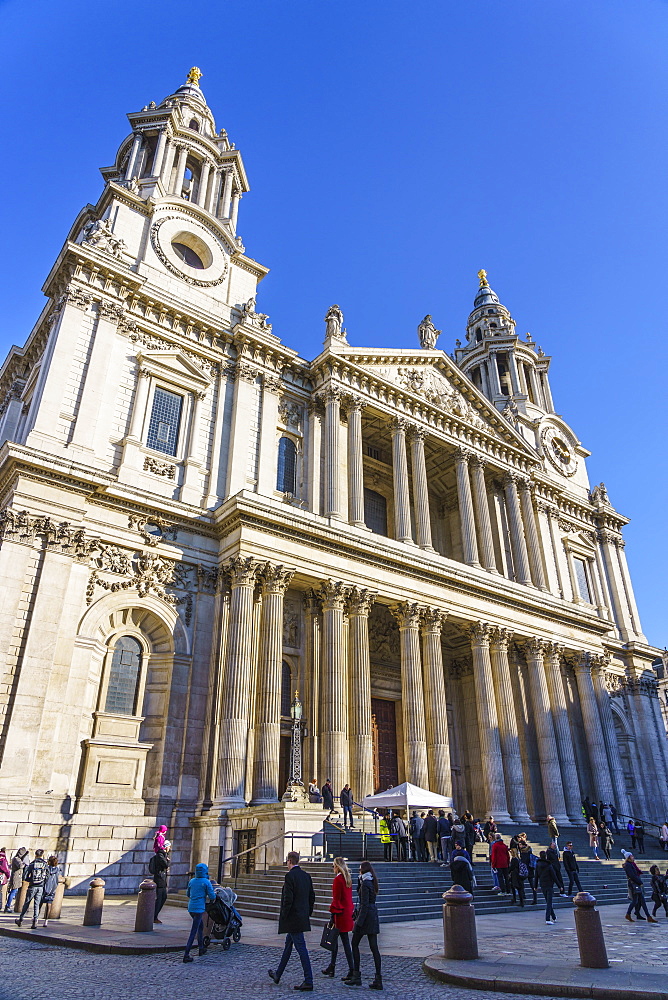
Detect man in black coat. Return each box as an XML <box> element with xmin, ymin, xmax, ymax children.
<box><xmin>269</xmin><ymin>852</ymin><xmax>315</xmax><ymax>990</ymax></box>
<box><xmin>562</xmin><ymin>841</ymin><xmax>582</xmax><ymax>895</ymax></box>
<box><xmin>423</xmin><ymin>810</ymin><xmax>438</xmax><ymax>862</ymax></box>
<box><xmin>322</xmin><ymin>779</ymin><xmax>334</xmax><ymax>815</ymax></box>
<box><xmin>340</xmin><ymin>784</ymin><xmax>355</xmax><ymax>829</ymax></box>
<box><xmin>546</xmin><ymin>842</ymin><xmax>566</xmax><ymax>895</ymax></box>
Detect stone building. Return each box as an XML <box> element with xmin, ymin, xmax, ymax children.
<box><xmin>0</xmin><ymin>70</ymin><xmax>664</xmax><ymax>891</ymax></box>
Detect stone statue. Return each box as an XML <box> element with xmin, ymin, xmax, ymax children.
<box><xmin>82</xmin><ymin>218</ymin><xmax>127</xmax><ymax>260</ymax></box>
<box><xmin>590</xmin><ymin>482</ymin><xmax>610</xmax><ymax>505</ymax></box>
<box><xmin>324</xmin><ymin>304</ymin><xmax>345</xmax><ymax>341</ymax></box>
<box><xmin>417</xmin><ymin>314</ymin><xmax>441</xmax><ymax>350</ymax></box>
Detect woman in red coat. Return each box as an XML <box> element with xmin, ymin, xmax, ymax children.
<box><xmin>322</xmin><ymin>857</ymin><xmax>354</xmax><ymax>979</ymax></box>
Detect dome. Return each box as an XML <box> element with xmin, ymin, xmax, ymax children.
<box><xmin>473</xmin><ymin>269</ymin><xmax>500</xmax><ymax>308</ymax></box>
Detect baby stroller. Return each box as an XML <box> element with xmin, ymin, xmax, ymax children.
<box><xmin>203</xmin><ymin>886</ymin><xmax>243</xmax><ymax>951</ymax></box>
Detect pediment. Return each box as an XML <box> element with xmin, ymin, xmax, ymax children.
<box><xmin>137</xmin><ymin>350</ymin><xmax>212</xmax><ymax>392</ymax></box>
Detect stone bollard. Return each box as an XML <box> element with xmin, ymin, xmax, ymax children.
<box><xmin>82</xmin><ymin>878</ymin><xmax>105</xmax><ymax>927</ymax></box>
<box><xmin>442</xmin><ymin>884</ymin><xmax>479</xmax><ymax>960</ymax></box>
<box><xmin>14</xmin><ymin>881</ymin><xmax>29</xmax><ymax>914</ymax></box>
<box><xmin>134</xmin><ymin>879</ymin><xmax>156</xmax><ymax>932</ymax></box>
<box><xmin>47</xmin><ymin>878</ymin><xmax>67</xmax><ymax>920</ymax></box>
<box><xmin>573</xmin><ymin>892</ymin><xmax>609</xmax><ymax>969</ymax></box>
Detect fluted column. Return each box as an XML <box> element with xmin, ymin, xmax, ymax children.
<box><xmin>197</xmin><ymin>160</ymin><xmax>211</xmax><ymax>207</ymax></box>
<box><xmin>252</xmin><ymin>565</ymin><xmax>294</xmax><ymax>803</ymax></box>
<box><xmin>346</xmin><ymin>397</ymin><xmax>366</xmax><ymax>527</ymax></box>
<box><xmin>319</xmin><ymin>580</ymin><xmax>350</xmax><ymax>793</ymax></box>
<box><xmin>391</xmin><ymin>418</ymin><xmax>413</xmax><ymax>542</ymax></box>
<box><xmin>347</xmin><ymin>588</ymin><xmax>375</xmax><ymax>799</ymax></box>
<box><xmin>409</xmin><ymin>426</ymin><xmax>434</xmax><ymax>550</ymax></box>
<box><xmin>488</xmin><ymin>627</ymin><xmax>530</xmax><ymax>822</ymax></box>
<box><xmin>616</xmin><ymin>540</ymin><xmax>645</xmax><ymax>639</ymax></box>
<box><xmin>542</xmin><ymin>642</ymin><xmax>583</xmax><ymax>822</ymax></box>
<box><xmin>523</xmin><ymin>638</ymin><xmax>569</xmax><ymax>823</ymax></box>
<box><xmin>420</xmin><ymin>609</ymin><xmax>452</xmax><ymax>797</ymax></box>
<box><xmin>323</xmin><ymin>389</ymin><xmax>342</xmax><ymax>519</ymax></box>
<box><xmin>303</xmin><ymin>592</ymin><xmax>321</xmax><ymax>784</ymax></box>
<box><xmin>517</xmin><ymin>479</ymin><xmax>548</xmax><ymax>590</ymax></box>
<box><xmin>216</xmin><ymin>557</ymin><xmax>261</xmax><ymax>805</ymax></box>
<box><xmin>124</xmin><ymin>131</ymin><xmax>143</xmax><ymax>180</ymax></box>
<box><xmin>454</xmin><ymin>448</ymin><xmax>480</xmax><ymax>567</ymax></box>
<box><xmin>590</xmin><ymin>658</ymin><xmax>631</xmax><ymax>816</ymax></box>
<box><xmin>470</xmin><ymin>455</ymin><xmax>498</xmax><ymax>572</ymax></box>
<box><xmin>172</xmin><ymin>143</ymin><xmax>188</xmax><ymax>195</ymax></box>
<box><xmin>503</xmin><ymin>473</ymin><xmax>532</xmax><ymax>585</ymax></box>
<box><xmin>392</xmin><ymin>603</ymin><xmax>429</xmax><ymax>787</ymax></box>
<box><xmin>572</xmin><ymin>652</ymin><xmax>615</xmax><ymax>805</ymax></box>
<box><xmin>219</xmin><ymin>168</ymin><xmax>234</xmax><ymax>218</ymax></box>
<box><xmin>598</xmin><ymin>529</ymin><xmax>633</xmax><ymax>640</ymax></box>
<box><xmin>466</xmin><ymin>623</ymin><xmax>511</xmax><ymax>821</ymax></box>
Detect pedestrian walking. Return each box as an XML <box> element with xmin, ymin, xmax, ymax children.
<box><xmin>602</xmin><ymin>803</ymin><xmax>613</xmax><ymax>827</ymax></box>
<box><xmin>590</xmin><ymin>801</ymin><xmax>599</xmax><ymax>823</ymax></box>
<box><xmin>562</xmin><ymin>842</ymin><xmax>583</xmax><ymax>895</ymax></box>
<box><xmin>345</xmin><ymin>861</ymin><xmax>382</xmax><ymax>990</ymax></box>
<box><xmin>490</xmin><ymin>834</ymin><xmax>510</xmax><ymax>895</ymax></box>
<box><xmin>627</xmin><ymin>819</ymin><xmax>637</xmax><ymax>851</ymax></box>
<box><xmin>15</xmin><ymin>849</ymin><xmax>49</xmax><ymax>928</ymax></box>
<box><xmin>519</xmin><ymin>836</ymin><xmax>538</xmax><ymax>904</ymax></box>
<box><xmin>40</xmin><ymin>856</ymin><xmax>62</xmax><ymax>926</ymax></box>
<box><xmin>389</xmin><ymin>812</ymin><xmax>407</xmax><ymax>861</ymax></box>
<box><xmin>483</xmin><ymin>816</ymin><xmax>498</xmax><ymax>843</ymax></box>
<box><xmin>546</xmin><ymin>842</ymin><xmax>566</xmax><ymax>895</ymax></box>
<box><xmin>635</xmin><ymin>822</ymin><xmax>645</xmax><ymax>855</ymax></box>
<box><xmin>340</xmin><ymin>784</ymin><xmax>355</xmax><ymax>829</ymax></box>
<box><xmin>183</xmin><ymin>862</ymin><xmax>216</xmax><ymax>962</ymax></box>
<box><xmin>610</xmin><ymin>803</ymin><xmax>619</xmax><ymax>833</ymax></box>
<box><xmin>622</xmin><ymin>851</ymin><xmax>657</xmax><ymax>922</ymax></box>
<box><xmin>153</xmin><ymin>825</ymin><xmax>168</xmax><ymax>852</ymax></box>
<box><xmin>322</xmin><ymin>857</ymin><xmax>354</xmax><ymax>980</ymax></box>
<box><xmin>536</xmin><ymin>851</ymin><xmax>558</xmax><ymax>923</ymax></box>
<box><xmin>462</xmin><ymin>812</ymin><xmax>475</xmax><ymax>855</ymax></box>
<box><xmin>269</xmin><ymin>851</ymin><xmax>315</xmax><ymax>990</ymax></box>
<box><xmin>379</xmin><ymin>814</ymin><xmax>392</xmax><ymax>862</ymax></box>
<box><xmin>509</xmin><ymin>848</ymin><xmax>526</xmax><ymax>907</ymax></box>
<box><xmin>660</xmin><ymin>822</ymin><xmax>668</xmax><ymax>853</ymax></box>
<box><xmin>437</xmin><ymin>810</ymin><xmax>451</xmax><ymax>865</ymax></box>
<box><xmin>599</xmin><ymin>823</ymin><xmax>614</xmax><ymax>861</ymax></box>
<box><xmin>409</xmin><ymin>811</ymin><xmax>423</xmax><ymax>862</ymax></box>
<box><xmin>5</xmin><ymin>847</ymin><xmax>28</xmax><ymax>912</ymax></box>
<box><xmin>587</xmin><ymin>818</ymin><xmax>600</xmax><ymax>859</ymax></box>
<box><xmin>650</xmin><ymin>865</ymin><xmax>668</xmax><ymax>918</ymax></box>
<box><xmin>322</xmin><ymin>780</ymin><xmax>334</xmax><ymax>814</ymax></box>
<box><xmin>149</xmin><ymin>840</ymin><xmax>171</xmax><ymax>923</ymax></box>
<box><xmin>546</xmin><ymin>815</ymin><xmax>560</xmax><ymax>850</ymax></box>
<box><xmin>0</xmin><ymin>848</ymin><xmax>10</xmax><ymax>909</ymax></box>
<box><xmin>423</xmin><ymin>810</ymin><xmax>438</xmax><ymax>862</ymax></box>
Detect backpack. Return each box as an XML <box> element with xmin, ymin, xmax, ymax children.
<box><xmin>518</xmin><ymin>860</ymin><xmax>529</xmax><ymax>878</ymax></box>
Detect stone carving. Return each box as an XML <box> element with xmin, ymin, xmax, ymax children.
<box><xmin>318</xmin><ymin>579</ymin><xmax>349</xmax><ymax>610</ymax></box>
<box><xmin>56</xmin><ymin>286</ymin><xmax>92</xmax><ymax>313</ymax></box>
<box><xmin>391</xmin><ymin>601</ymin><xmax>422</xmax><ymax>629</ymax></box>
<box><xmin>0</xmin><ymin>508</ymin><xmax>100</xmax><ymax>561</ymax></box>
<box><xmin>87</xmin><ymin>551</ymin><xmax>194</xmax><ymax>624</ymax></box>
<box><xmin>0</xmin><ymin>378</ymin><xmax>26</xmax><ymax>416</ymax></box>
<box><xmin>128</xmin><ymin>331</ymin><xmax>220</xmax><ymax>379</ymax></box>
<box><xmin>282</xmin><ymin>599</ymin><xmax>300</xmax><ymax>647</ymax></box>
<box><xmin>420</xmin><ymin>607</ymin><xmax>447</xmax><ymax>632</ymax></box>
<box><xmin>347</xmin><ymin>588</ymin><xmax>376</xmax><ymax>617</ymax></box>
<box><xmin>590</xmin><ymin>482</ymin><xmax>610</xmax><ymax>505</ymax></box>
<box><xmin>226</xmin><ymin>555</ymin><xmax>261</xmax><ymax>587</ymax></box>
<box><xmin>239</xmin><ymin>297</ymin><xmax>272</xmax><ymax>331</ymax></box>
<box><xmin>235</xmin><ymin>360</ymin><xmax>261</xmax><ymax>383</ymax></box>
<box><xmin>261</xmin><ymin>564</ymin><xmax>294</xmax><ymax>596</ymax></box>
<box><xmin>279</xmin><ymin>400</ymin><xmax>303</xmax><ymax>428</ymax></box>
<box><xmin>465</xmin><ymin>621</ymin><xmax>492</xmax><ymax>644</ymax></box>
<box><xmin>449</xmin><ymin>657</ymin><xmax>473</xmax><ymax>679</ymax></box>
<box><xmin>128</xmin><ymin>514</ymin><xmax>179</xmax><ymax>547</ymax></box>
<box><xmin>150</xmin><ymin>216</ymin><xmax>228</xmax><ymax>287</ymax></box>
<box><xmin>82</xmin><ymin>218</ymin><xmax>127</xmax><ymax>259</ymax></box>
<box><xmin>417</xmin><ymin>314</ymin><xmax>441</xmax><ymax>350</ymax></box>
<box><xmin>324</xmin><ymin>304</ymin><xmax>347</xmax><ymax>344</ymax></box>
<box><xmin>197</xmin><ymin>564</ymin><xmax>219</xmax><ymax>593</ymax></box>
<box><xmin>523</xmin><ymin>637</ymin><xmax>546</xmax><ymax>658</ymax></box>
<box><xmin>368</xmin><ymin>607</ymin><xmax>399</xmax><ymax>663</ymax></box>
<box><xmin>502</xmin><ymin>399</ymin><xmax>519</xmax><ymax>424</ymax></box>
<box><xmin>94</xmin><ymin>545</ymin><xmax>132</xmax><ymax>575</ymax></box>
<box><xmin>394</xmin><ymin>367</ymin><xmax>486</xmax><ymax>428</ymax></box>
<box><xmin>143</xmin><ymin>456</ymin><xmax>177</xmax><ymax>479</ymax></box>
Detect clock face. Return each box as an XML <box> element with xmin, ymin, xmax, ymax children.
<box><xmin>541</xmin><ymin>424</ymin><xmax>578</xmax><ymax>476</ymax></box>
<box><xmin>150</xmin><ymin>214</ymin><xmax>229</xmax><ymax>286</ymax></box>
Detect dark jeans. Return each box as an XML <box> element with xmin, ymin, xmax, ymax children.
<box><xmin>497</xmin><ymin>868</ymin><xmax>510</xmax><ymax>893</ymax></box>
<box><xmin>342</xmin><ymin>805</ymin><xmax>354</xmax><ymax>827</ymax></box>
<box><xmin>511</xmin><ymin>880</ymin><xmax>525</xmax><ymax>906</ymax></box>
<box><xmin>20</xmin><ymin>885</ymin><xmax>44</xmax><ymax>923</ymax></box>
<box><xmin>155</xmin><ymin>887</ymin><xmax>168</xmax><ymax>919</ymax></box>
<box><xmin>542</xmin><ymin>884</ymin><xmax>556</xmax><ymax>921</ymax></box>
<box><xmin>330</xmin><ymin>928</ymin><xmax>353</xmax><ymax>971</ymax></box>
<box><xmin>636</xmin><ymin>837</ymin><xmax>645</xmax><ymax>854</ymax></box>
<box><xmin>351</xmin><ymin>927</ymin><xmax>381</xmax><ymax>978</ymax></box>
<box><xmin>185</xmin><ymin>912</ymin><xmax>204</xmax><ymax>953</ymax></box>
<box><xmin>652</xmin><ymin>898</ymin><xmax>668</xmax><ymax>917</ymax></box>
<box><xmin>398</xmin><ymin>837</ymin><xmax>408</xmax><ymax>862</ymax></box>
<box><xmin>567</xmin><ymin>872</ymin><xmax>582</xmax><ymax>895</ymax></box>
<box><xmin>276</xmin><ymin>931</ymin><xmax>313</xmax><ymax>985</ymax></box>
<box><xmin>627</xmin><ymin>889</ymin><xmax>650</xmax><ymax>919</ymax></box>
<box><xmin>527</xmin><ymin>869</ymin><xmax>538</xmax><ymax>903</ymax></box>
<box><xmin>383</xmin><ymin>842</ymin><xmax>392</xmax><ymax>862</ymax></box>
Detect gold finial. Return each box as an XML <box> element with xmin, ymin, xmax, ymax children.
<box><xmin>477</xmin><ymin>269</ymin><xmax>488</xmax><ymax>287</ymax></box>
<box><xmin>186</xmin><ymin>67</ymin><xmax>203</xmax><ymax>86</ymax></box>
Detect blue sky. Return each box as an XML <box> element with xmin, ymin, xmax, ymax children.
<box><xmin>0</xmin><ymin>0</ymin><xmax>665</xmax><ymax>646</ymax></box>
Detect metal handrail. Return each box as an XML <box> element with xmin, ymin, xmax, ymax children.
<box><xmin>215</xmin><ymin>830</ymin><xmax>323</xmax><ymax>888</ymax></box>
<box><xmin>616</xmin><ymin>812</ymin><xmax>663</xmax><ymax>840</ymax></box>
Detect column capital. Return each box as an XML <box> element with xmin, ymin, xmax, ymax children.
<box><xmin>543</xmin><ymin>640</ymin><xmax>565</xmax><ymax>661</ymax></box>
<box><xmin>260</xmin><ymin>563</ymin><xmax>294</xmax><ymax>596</ymax></box>
<box><xmin>391</xmin><ymin>416</ymin><xmax>408</xmax><ymax>434</ymax></box>
<box><xmin>516</xmin><ymin>476</ymin><xmax>534</xmax><ymax>494</ymax></box>
<box><xmin>488</xmin><ymin>625</ymin><xmax>513</xmax><ymax>648</ymax></box>
<box><xmin>323</xmin><ymin>386</ymin><xmax>344</xmax><ymax>405</ymax></box>
<box><xmin>304</xmin><ymin>589</ymin><xmax>322</xmax><ymax>615</ymax></box>
<box><xmin>407</xmin><ymin>423</ymin><xmax>427</xmax><ymax>442</ymax></box>
<box><xmin>465</xmin><ymin>621</ymin><xmax>492</xmax><ymax>646</ymax></box>
<box><xmin>469</xmin><ymin>452</ymin><xmax>487</xmax><ymax>470</ymax></box>
<box><xmin>420</xmin><ymin>607</ymin><xmax>447</xmax><ymax>633</ymax></box>
<box><xmin>318</xmin><ymin>579</ymin><xmax>350</xmax><ymax>610</ymax></box>
<box><xmin>454</xmin><ymin>445</ymin><xmax>473</xmax><ymax>464</ymax></box>
<box><xmin>234</xmin><ymin>360</ymin><xmax>260</xmax><ymax>383</ymax></box>
<box><xmin>573</xmin><ymin>650</ymin><xmax>595</xmax><ymax>674</ymax></box>
<box><xmin>522</xmin><ymin>636</ymin><xmax>546</xmax><ymax>659</ymax></box>
<box><xmin>341</xmin><ymin>393</ymin><xmax>364</xmax><ymax>414</ymax></box>
<box><xmin>391</xmin><ymin>601</ymin><xmax>422</xmax><ymax>630</ymax></box>
<box><xmin>307</xmin><ymin>397</ymin><xmax>325</xmax><ymax>419</ymax></box>
<box><xmin>226</xmin><ymin>555</ymin><xmax>262</xmax><ymax>587</ymax></box>
<box><xmin>503</xmin><ymin>470</ymin><xmax>520</xmax><ymax>488</ymax></box>
<box><xmin>346</xmin><ymin>587</ymin><xmax>376</xmax><ymax>616</ymax></box>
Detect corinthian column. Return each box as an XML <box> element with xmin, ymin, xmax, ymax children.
<box><xmin>573</xmin><ymin>652</ymin><xmax>615</xmax><ymax>805</ymax></box>
<box><xmin>346</xmin><ymin>396</ymin><xmax>365</xmax><ymax>527</ymax></box>
<box><xmin>216</xmin><ymin>557</ymin><xmax>261</xmax><ymax>805</ymax></box>
<box><xmin>542</xmin><ymin>642</ymin><xmax>583</xmax><ymax>822</ymax></box>
<box><xmin>470</xmin><ymin>456</ymin><xmax>498</xmax><ymax>572</ymax></box>
<box><xmin>454</xmin><ymin>448</ymin><xmax>480</xmax><ymax>567</ymax></box>
<box><xmin>391</xmin><ymin>418</ymin><xmax>413</xmax><ymax>543</ymax></box>
<box><xmin>303</xmin><ymin>592</ymin><xmax>321</xmax><ymax>785</ymax></box>
<box><xmin>488</xmin><ymin>627</ymin><xmax>530</xmax><ymax>822</ymax></box>
<box><xmin>319</xmin><ymin>580</ymin><xmax>350</xmax><ymax>794</ymax></box>
<box><xmin>523</xmin><ymin>638</ymin><xmax>569</xmax><ymax>823</ymax></box>
<box><xmin>466</xmin><ymin>623</ymin><xmax>511</xmax><ymax>821</ymax></box>
<box><xmin>420</xmin><ymin>608</ymin><xmax>452</xmax><ymax>797</ymax></box>
<box><xmin>392</xmin><ymin>603</ymin><xmax>429</xmax><ymax>787</ymax></box>
<box><xmin>324</xmin><ymin>388</ymin><xmax>343</xmax><ymax>518</ymax></box>
<box><xmin>347</xmin><ymin>588</ymin><xmax>375</xmax><ymax>800</ymax></box>
<box><xmin>590</xmin><ymin>658</ymin><xmax>631</xmax><ymax>816</ymax></box>
<box><xmin>252</xmin><ymin>564</ymin><xmax>294</xmax><ymax>803</ymax></box>
<box><xmin>517</xmin><ymin>479</ymin><xmax>548</xmax><ymax>591</ymax></box>
<box><xmin>409</xmin><ymin>426</ymin><xmax>434</xmax><ymax>550</ymax></box>
<box><xmin>503</xmin><ymin>473</ymin><xmax>532</xmax><ymax>585</ymax></box>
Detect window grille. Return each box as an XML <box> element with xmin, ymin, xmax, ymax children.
<box><xmin>146</xmin><ymin>387</ymin><xmax>183</xmax><ymax>456</ymax></box>
<box><xmin>364</xmin><ymin>488</ymin><xmax>388</xmax><ymax>536</ymax></box>
<box><xmin>277</xmin><ymin>436</ymin><xmax>297</xmax><ymax>493</ymax></box>
<box><xmin>104</xmin><ymin>636</ymin><xmax>142</xmax><ymax>716</ymax></box>
<box><xmin>281</xmin><ymin>661</ymin><xmax>292</xmax><ymax>717</ymax></box>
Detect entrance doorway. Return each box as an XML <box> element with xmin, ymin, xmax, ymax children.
<box><xmin>371</xmin><ymin>697</ymin><xmax>399</xmax><ymax>792</ymax></box>
<box><xmin>279</xmin><ymin>734</ymin><xmax>291</xmax><ymax>796</ymax></box>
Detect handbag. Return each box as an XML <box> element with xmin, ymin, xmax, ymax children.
<box><xmin>320</xmin><ymin>918</ymin><xmax>337</xmax><ymax>951</ymax></box>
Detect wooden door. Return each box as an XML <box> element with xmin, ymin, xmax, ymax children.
<box><xmin>371</xmin><ymin>697</ymin><xmax>399</xmax><ymax>792</ymax></box>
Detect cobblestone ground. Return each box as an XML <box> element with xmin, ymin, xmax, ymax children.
<box><xmin>0</xmin><ymin>937</ymin><xmax>561</xmax><ymax>1000</ymax></box>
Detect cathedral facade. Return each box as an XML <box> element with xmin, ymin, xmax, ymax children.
<box><xmin>0</xmin><ymin>71</ymin><xmax>664</xmax><ymax>891</ymax></box>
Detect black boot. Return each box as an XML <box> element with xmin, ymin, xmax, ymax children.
<box><xmin>322</xmin><ymin>965</ymin><xmax>335</xmax><ymax>977</ymax></box>
<box><xmin>369</xmin><ymin>975</ymin><xmax>383</xmax><ymax>990</ymax></box>
<box><xmin>345</xmin><ymin>970</ymin><xmax>362</xmax><ymax>987</ymax></box>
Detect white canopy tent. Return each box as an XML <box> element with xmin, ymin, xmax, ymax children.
<box><xmin>362</xmin><ymin>781</ymin><xmax>454</xmax><ymax>813</ymax></box>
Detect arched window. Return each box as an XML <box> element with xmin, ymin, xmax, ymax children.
<box><xmin>475</xmin><ymin>328</ymin><xmax>482</xmax><ymax>342</ymax></box>
<box><xmin>276</xmin><ymin>436</ymin><xmax>297</xmax><ymax>493</ymax></box>
<box><xmin>188</xmin><ymin>118</ymin><xmax>200</xmax><ymax>131</ymax></box>
<box><xmin>281</xmin><ymin>661</ymin><xmax>292</xmax><ymax>717</ymax></box>
<box><xmin>364</xmin><ymin>488</ymin><xmax>388</xmax><ymax>536</ymax></box>
<box><xmin>104</xmin><ymin>636</ymin><xmax>142</xmax><ymax>716</ymax></box>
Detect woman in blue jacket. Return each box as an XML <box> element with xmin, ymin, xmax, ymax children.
<box><xmin>184</xmin><ymin>862</ymin><xmax>216</xmax><ymax>962</ymax></box>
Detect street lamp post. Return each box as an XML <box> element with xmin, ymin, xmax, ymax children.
<box><xmin>283</xmin><ymin>690</ymin><xmax>306</xmax><ymax>801</ymax></box>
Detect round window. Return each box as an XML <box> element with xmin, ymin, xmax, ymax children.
<box><xmin>172</xmin><ymin>241</ymin><xmax>204</xmax><ymax>269</ymax></box>
<box><xmin>169</xmin><ymin>230</ymin><xmax>213</xmax><ymax>270</ymax></box>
